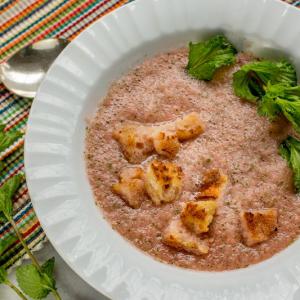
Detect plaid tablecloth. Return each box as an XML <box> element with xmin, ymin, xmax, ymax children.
<box><xmin>0</xmin><ymin>0</ymin><xmax>299</xmax><ymax>270</ymax></box>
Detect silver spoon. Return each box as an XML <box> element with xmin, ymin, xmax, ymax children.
<box><xmin>0</xmin><ymin>38</ymin><xmax>69</xmax><ymax>98</ymax></box>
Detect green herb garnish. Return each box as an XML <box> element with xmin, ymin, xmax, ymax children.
<box><xmin>1</xmin><ymin>263</ymin><xmax>28</xmax><ymax>300</ymax></box>
<box><xmin>257</xmin><ymin>84</ymin><xmax>300</xmax><ymax>133</ymax></box>
<box><xmin>257</xmin><ymin>91</ymin><xmax>281</xmax><ymax>120</ymax></box>
<box><xmin>0</xmin><ymin>173</ymin><xmax>23</xmax><ymax>223</ymax></box>
<box><xmin>233</xmin><ymin>60</ymin><xmax>297</xmax><ymax>102</ymax></box>
<box><xmin>0</xmin><ymin>123</ymin><xmax>23</xmax><ymax>153</ymax></box>
<box><xmin>16</xmin><ymin>258</ymin><xmax>57</xmax><ymax>300</ymax></box>
<box><xmin>0</xmin><ymin>175</ymin><xmax>62</xmax><ymax>300</ymax></box>
<box><xmin>279</xmin><ymin>136</ymin><xmax>300</xmax><ymax>192</ymax></box>
<box><xmin>187</xmin><ymin>34</ymin><xmax>237</xmax><ymax>80</ymax></box>
<box><xmin>0</xmin><ymin>235</ymin><xmax>17</xmax><ymax>255</ymax></box>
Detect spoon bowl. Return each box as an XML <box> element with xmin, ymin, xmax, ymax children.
<box><xmin>0</xmin><ymin>38</ymin><xmax>68</xmax><ymax>98</ymax></box>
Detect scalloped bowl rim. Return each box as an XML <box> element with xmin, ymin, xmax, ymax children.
<box><xmin>24</xmin><ymin>0</ymin><xmax>300</xmax><ymax>299</ymax></box>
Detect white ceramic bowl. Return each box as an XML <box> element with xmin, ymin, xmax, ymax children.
<box><xmin>25</xmin><ymin>0</ymin><xmax>300</xmax><ymax>299</ymax></box>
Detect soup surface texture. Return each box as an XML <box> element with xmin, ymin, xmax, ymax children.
<box><xmin>85</xmin><ymin>48</ymin><xmax>300</xmax><ymax>271</ymax></box>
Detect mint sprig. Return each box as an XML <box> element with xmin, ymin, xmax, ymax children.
<box><xmin>279</xmin><ymin>136</ymin><xmax>300</xmax><ymax>193</ymax></box>
<box><xmin>0</xmin><ymin>174</ymin><xmax>23</xmax><ymax>222</ymax></box>
<box><xmin>0</xmin><ymin>266</ymin><xmax>7</xmax><ymax>284</ymax></box>
<box><xmin>233</xmin><ymin>60</ymin><xmax>297</xmax><ymax>102</ymax></box>
<box><xmin>0</xmin><ymin>124</ymin><xmax>23</xmax><ymax>153</ymax></box>
<box><xmin>41</xmin><ymin>257</ymin><xmax>55</xmax><ymax>278</ymax></box>
<box><xmin>187</xmin><ymin>34</ymin><xmax>237</xmax><ymax>81</ymax></box>
<box><xmin>0</xmin><ymin>266</ymin><xmax>28</xmax><ymax>300</ymax></box>
<box><xmin>0</xmin><ymin>175</ymin><xmax>62</xmax><ymax>300</ymax></box>
<box><xmin>0</xmin><ymin>235</ymin><xmax>17</xmax><ymax>255</ymax></box>
<box><xmin>16</xmin><ymin>259</ymin><xmax>57</xmax><ymax>300</ymax></box>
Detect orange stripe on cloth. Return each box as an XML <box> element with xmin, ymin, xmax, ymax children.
<box><xmin>56</xmin><ymin>0</ymin><xmax>113</xmax><ymax>38</ymax></box>
<box><xmin>0</xmin><ymin>0</ymin><xmax>47</xmax><ymax>32</ymax></box>
<box><xmin>0</xmin><ymin>0</ymin><xmax>78</xmax><ymax>55</ymax></box>
<box><xmin>6</xmin><ymin>163</ymin><xmax>24</xmax><ymax>178</ymax></box>
<box><xmin>20</xmin><ymin>220</ymin><xmax>41</xmax><ymax>237</ymax></box>
<box><xmin>35</xmin><ymin>0</ymin><xmax>93</xmax><ymax>41</ymax></box>
<box><xmin>0</xmin><ymin>0</ymin><xmax>19</xmax><ymax>14</ymax></box>
<box><xmin>0</xmin><ymin>139</ymin><xmax>24</xmax><ymax>161</ymax></box>
<box><xmin>68</xmin><ymin>0</ymin><xmax>127</xmax><ymax>40</ymax></box>
<box><xmin>14</xmin><ymin>187</ymin><xmax>29</xmax><ymax>202</ymax></box>
<box><xmin>5</xmin><ymin>109</ymin><xmax>29</xmax><ymax>130</ymax></box>
<box><xmin>0</xmin><ymin>206</ymin><xmax>34</xmax><ymax>237</ymax></box>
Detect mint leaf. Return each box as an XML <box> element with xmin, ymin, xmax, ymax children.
<box><xmin>258</xmin><ymin>94</ymin><xmax>281</xmax><ymax>120</ymax></box>
<box><xmin>258</xmin><ymin>84</ymin><xmax>300</xmax><ymax>133</ymax></box>
<box><xmin>0</xmin><ymin>124</ymin><xmax>23</xmax><ymax>153</ymax></box>
<box><xmin>279</xmin><ymin>136</ymin><xmax>300</xmax><ymax>192</ymax></box>
<box><xmin>187</xmin><ymin>34</ymin><xmax>237</xmax><ymax>80</ymax></box>
<box><xmin>41</xmin><ymin>257</ymin><xmax>55</xmax><ymax>278</ymax></box>
<box><xmin>0</xmin><ymin>234</ymin><xmax>17</xmax><ymax>255</ymax></box>
<box><xmin>232</xmin><ymin>69</ymin><xmax>259</xmax><ymax>102</ymax></box>
<box><xmin>257</xmin><ymin>83</ymin><xmax>284</xmax><ymax>119</ymax></box>
<box><xmin>233</xmin><ymin>60</ymin><xmax>297</xmax><ymax>101</ymax></box>
<box><xmin>0</xmin><ymin>174</ymin><xmax>23</xmax><ymax>222</ymax></box>
<box><xmin>277</xmin><ymin>98</ymin><xmax>300</xmax><ymax>134</ymax></box>
<box><xmin>0</xmin><ymin>266</ymin><xmax>7</xmax><ymax>284</ymax></box>
<box><xmin>41</xmin><ymin>257</ymin><xmax>57</xmax><ymax>294</ymax></box>
<box><xmin>16</xmin><ymin>264</ymin><xmax>55</xmax><ymax>299</ymax></box>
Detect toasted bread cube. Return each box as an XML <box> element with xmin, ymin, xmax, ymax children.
<box><xmin>119</xmin><ymin>166</ymin><xmax>144</xmax><ymax>181</ymax></box>
<box><xmin>240</xmin><ymin>208</ymin><xmax>278</xmax><ymax>246</ymax></box>
<box><xmin>152</xmin><ymin>129</ymin><xmax>180</xmax><ymax>158</ymax></box>
<box><xmin>145</xmin><ymin>160</ymin><xmax>183</xmax><ymax>205</ymax></box>
<box><xmin>196</xmin><ymin>169</ymin><xmax>227</xmax><ymax>199</ymax></box>
<box><xmin>181</xmin><ymin>200</ymin><xmax>217</xmax><ymax>234</ymax></box>
<box><xmin>113</xmin><ymin>113</ymin><xmax>204</xmax><ymax>163</ymax></box>
<box><xmin>175</xmin><ymin>112</ymin><xmax>204</xmax><ymax>141</ymax></box>
<box><xmin>112</xmin><ymin>167</ymin><xmax>145</xmax><ymax>208</ymax></box>
<box><xmin>163</xmin><ymin>218</ymin><xmax>209</xmax><ymax>255</ymax></box>
<box><xmin>113</xmin><ymin>124</ymin><xmax>154</xmax><ymax>164</ymax></box>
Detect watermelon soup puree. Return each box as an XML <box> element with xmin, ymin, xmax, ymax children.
<box><xmin>85</xmin><ymin>48</ymin><xmax>300</xmax><ymax>271</ymax></box>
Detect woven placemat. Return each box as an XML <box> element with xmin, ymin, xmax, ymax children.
<box><xmin>0</xmin><ymin>0</ymin><xmax>299</xmax><ymax>270</ymax></box>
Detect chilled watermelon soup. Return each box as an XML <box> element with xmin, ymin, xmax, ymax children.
<box><xmin>85</xmin><ymin>48</ymin><xmax>300</xmax><ymax>271</ymax></box>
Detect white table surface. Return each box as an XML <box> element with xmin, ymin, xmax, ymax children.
<box><xmin>2</xmin><ymin>243</ymin><xmax>300</xmax><ymax>300</ymax></box>
<box><xmin>0</xmin><ymin>242</ymin><xmax>108</xmax><ymax>300</ymax></box>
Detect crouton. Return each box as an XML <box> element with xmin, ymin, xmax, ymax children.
<box><xmin>113</xmin><ymin>124</ymin><xmax>154</xmax><ymax>164</ymax></box>
<box><xmin>119</xmin><ymin>166</ymin><xmax>144</xmax><ymax>180</ymax></box>
<box><xmin>163</xmin><ymin>218</ymin><xmax>209</xmax><ymax>255</ymax></box>
<box><xmin>240</xmin><ymin>208</ymin><xmax>278</xmax><ymax>246</ymax></box>
<box><xmin>145</xmin><ymin>160</ymin><xmax>183</xmax><ymax>205</ymax></box>
<box><xmin>175</xmin><ymin>112</ymin><xmax>204</xmax><ymax>141</ymax></box>
<box><xmin>152</xmin><ymin>129</ymin><xmax>180</xmax><ymax>158</ymax></box>
<box><xmin>196</xmin><ymin>169</ymin><xmax>227</xmax><ymax>199</ymax></box>
<box><xmin>181</xmin><ymin>200</ymin><xmax>217</xmax><ymax>234</ymax></box>
<box><xmin>112</xmin><ymin>167</ymin><xmax>145</xmax><ymax>208</ymax></box>
<box><xmin>113</xmin><ymin>113</ymin><xmax>204</xmax><ymax>164</ymax></box>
